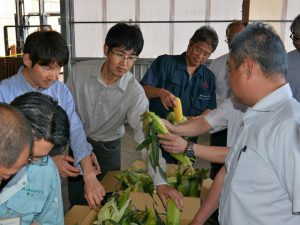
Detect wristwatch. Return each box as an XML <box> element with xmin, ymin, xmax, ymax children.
<box><xmin>184</xmin><ymin>141</ymin><xmax>195</xmax><ymax>157</ymax></box>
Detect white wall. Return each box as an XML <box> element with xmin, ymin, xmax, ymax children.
<box><xmin>73</xmin><ymin>0</ymin><xmax>243</xmax><ymax>59</ymax></box>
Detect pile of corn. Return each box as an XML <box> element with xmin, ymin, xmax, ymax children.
<box><xmin>116</xmin><ymin>170</ymin><xmax>155</xmax><ymax>194</ymax></box>
<box><xmin>116</xmin><ymin>165</ymin><xmax>208</xmax><ymax>198</ymax></box>
<box><xmin>93</xmin><ymin>188</ymin><xmax>164</xmax><ymax>225</ymax></box>
<box><xmin>167</xmin><ymin>167</ymin><xmax>209</xmax><ymax>197</ymax></box>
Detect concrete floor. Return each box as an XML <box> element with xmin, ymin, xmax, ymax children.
<box><xmin>62</xmin><ymin>125</ymin><xmax>211</xmax><ymax>213</ymax></box>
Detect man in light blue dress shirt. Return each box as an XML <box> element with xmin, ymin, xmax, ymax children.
<box><xmin>0</xmin><ymin>31</ymin><xmax>105</xmax><ymax>210</ymax></box>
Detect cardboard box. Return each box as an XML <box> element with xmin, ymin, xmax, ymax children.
<box><xmin>101</xmin><ymin>170</ymin><xmax>121</xmax><ymax>193</ymax></box>
<box><xmin>64</xmin><ymin>160</ymin><xmax>212</xmax><ymax>224</ymax></box>
<box><xmin>64</xmin><ymin>192</ymin><xmax>201</xmax><ymax>225</ymax></box>
<box><xmin>130</xmin><ymin>192</ymin><xmax>200</xmax><ymax>225</ymax></box>
<box><xmin>64</xmin><ymin>205</ymin><xmax>97</xmax><ymax>225</ymax></box>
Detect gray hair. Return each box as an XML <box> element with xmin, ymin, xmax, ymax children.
<box><xmin>230</xmin><ymin>22</ymin><xmax>287</xmax><ymax>78</ymax></box>
<box><xmin>0</xmin><ymin>103</ymin><xmax>33</xmax><ymax>168</ymax></box>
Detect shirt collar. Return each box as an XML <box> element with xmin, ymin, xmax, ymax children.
<box><xmin>175</xmin><ymin>52</ymin><xmax>205</xmax><ymax>76</ymax></box>
<box><xmin>96</xmin><ymin>61</ymin><xmax>130</xmax><ymax>92</ymax></box>
<box><xmin>175</xmin><ymin>52</ymin><xmax>188</xmax><ymax>71</ymax></box>
<box><xmin>243</xmin><ymin>83</ymin><xmax>292</xmax><ymax>121</ymax></box>
<box><xmin>0</xmin><ymin>166</ymin><xmax>27</xmax><ymax>204</ymax></box>
<box><xmin>251</xmin><ymin>83</ymin><xmax>292</xmax><ymax>112</ymax></box>
<box><xmin>18</xmin><ymin>66</ymin><xmax>48</xmax><ymax>92</ymax></box>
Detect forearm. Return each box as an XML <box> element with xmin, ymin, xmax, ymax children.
<box><xmin>192</xmin><ymin>166</ymin><xmax>226</xmax><ymax>224</ymax></box>
<box><xmin>172</xmin><ymin>116</ymin><xmax>212</xmax><ymax>137</ymax></box>
<box><xmin>194</xmin><ymin>145</ymin><xmax>230</xmax><ymax>163</ymax></box>
<box><xmin>143</xmin><ymin>84</ymin><xmax>164</xmax><ymax>99</ymax></box>
<box><xmin>80</xmin><ymin>155</ymin><xmax>97</xmax><ymax>180</ymax></box>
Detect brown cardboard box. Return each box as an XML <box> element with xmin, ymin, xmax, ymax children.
<box><xmin>64</xmin><ymin>192</ymin><xmax>201</xmax><ymax>225</ymax></box>
<box><xmin>65</xmin><ymin>160</ymin><xmax>212</xmax><ymax>224</ymax></box>
<box><xmin>64</xmin><ymin>205</ymin><xmax>97</xmax><ymax>225</ymax></box>
<box><xmin>130</xmin><ymin>192</ymin><xmax>200</xmax><ymax>225</ymax></box>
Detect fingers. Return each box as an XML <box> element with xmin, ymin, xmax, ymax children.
<box><xmin>157</xmin><ymin>184</ymin><xmax>184</xmax><ymax>211</ymax></box>
<box><xmin>161</xmin><ymin>91</ymin><xmax>176</xmax><ymax>110</ymax></box>
<box><xmin>62</xmin><ymin>163</ymin><xmax>80</xmax><ymax>177</ymax></box>
<box><xmin>52</xmin><ymin>155</ymin><xmax>80</xmax><ymax>177</ymax></box>
<box><xmin>63</xmin><ymin>155</ymin><xmax>76</xmax><ymax>163</ymax></box>
<box><xmin>168</xmin><ymin>189</ymin><xmax>184</xmax><ymax>210</ymax></box>
<box><xmin>85</xmin><ymin>182</ymin><xmax>106</xmax><ymax>211</ymax></box>
<box><xmin>162</xmin><ymin>100</ymin><xmax>170</xmax><ymax>111</ymax></box>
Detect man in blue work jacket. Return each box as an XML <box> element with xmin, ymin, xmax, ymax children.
<box><xmin>141</xmin><ymin>25</ymin><xmax>219</xmax><ymax>163</ymax></box>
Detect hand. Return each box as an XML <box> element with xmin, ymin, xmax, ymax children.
<box><xmin>190</xmin><ymin>220</ymin><xmax>204</xmax><ymax>225</ymax></box>
<box><xmin>158</xmin><ymin>133</ymin><xmax>188</xmax><ymax>154</ymax></box>
<box><xmin>91</xmin><ymin>152</ymin><xmax>101</xmax><ymax>175</ymax></box>
<box><xmin>161</xmin><ymin>119</ymin><xmax>176</xmax><ymax>133</ymax></box>
<box><xmin>84</xmin><ymin>174</ymin><xmax>106</xmax><ymax>211</ymax></box>
<box><xmin>156</xmin><ymin>184</ymin><xmax>184</xmax><ymax>210</ymax></box>
<box><xmin>52</xmin><ymin>155</ymin><xmax>80</xmax><ymax>177</ymax></box>
<box><xmin>159</xmin><ymin>89</ymin><xmax>176</xmax><ymax>111</ymax></box>
<box><xmin>189</xmin><ymin>214</ymin><xmax>205</xmax><ymax>225</ymax></box>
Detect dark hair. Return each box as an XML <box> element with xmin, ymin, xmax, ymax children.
<box><xmin>226</xmin><ymin>20</ymin><xmax>246</xmax><ymax>36</ymax></box>
<box><xmin>290</xmin><ymin>14</ymin><xmax>300</xmax><ymax>33</ymax></box>
<box><xmin>0</xmin><ymin>103</ymin><xmax>33</xmax><ymax>168</ymax></box>
<box><xmin>189</xmin><ymin>25</ymin><xmax>219</xmax><ymax>51</ymax></box>
<box><xmin>230</xmin><ymin>23</ymin><xmax>287</xmax><ymax>78</ymax></box>
<box><xmin>105</xmin><ymin>23</ymin><xmax>144</xmax><ymax>56</ymax></box>
<box><xmin>23</xmin><ymin>30</ymin><xmax>69</xmax><ymax>67</ymax></box>
<box><xmin>11</xmin><ymin>92</ymin><xmax>70</xmax><ymax>149</ymax></box>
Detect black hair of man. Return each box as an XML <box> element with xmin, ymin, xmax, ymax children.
<box><xmin>290</xmin><ymin>14</ymin><xmax>300</xmax><ymax>33</ymax></box>
<box><xmin>189</xmin><ymin>25</ymin><xmax>219</xmax><ymax>52</ymax></box>
<box><xmin>0</xmin><ymin>103</ymin><xmax>33</xmax><ymax>168</ymax></box>
<box><xmin>11</xmin><ymin>92</ymin><xmax>70</xmax><ymax>148</ymax></box>
<box><xmin>225</xmin><ymin>20</ymin><xmax>247</xmax><ymax>36</ymax></box>
<box><xmin>105</xmin><ymin>23</ymin><xmax>144</xmax><ymax>56</ymax></box>
<box><xmin>23</xmin><ymin>30</ymin><xmax>69</xmax><ymax>67</ymax></box>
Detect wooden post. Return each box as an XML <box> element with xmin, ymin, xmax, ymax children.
<box><xmin>242</xmin><ymin>0</ymin><xmax>250</xmax><ymax>25</ymax></box>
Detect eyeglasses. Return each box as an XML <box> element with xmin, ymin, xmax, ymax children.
<box><xmin>28</xmin><ymin>155</ymin><xmax>49</xmax><ymax>166</ymax></box>
<box><xmin>192</xmin><ymin>46</ymin><xmax>212</xmax><ymax>58</ymax></box>
<box><xmin>290</xmin><ymin>33</ymin><xmax>300</xmax><ymax>41</ymax></box>
<box><xmin>110</xmin><ymin>50</ymin><xmax>138</xmax><ymax>63</ymax></box>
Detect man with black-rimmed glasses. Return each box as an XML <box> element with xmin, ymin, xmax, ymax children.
<box><xmin>287</xmin><ymin>14</ymin><xmax>300</xmax><ymax>102</ymax></box>
<box><xmin>67</xmin><ymin>23</ymin><xmax>184</xmax><ymax>210</ymax></box>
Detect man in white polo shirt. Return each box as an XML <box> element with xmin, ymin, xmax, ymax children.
<box><xmin>191</xmin><ymin>23</ymin><xmax>300</xmax><ymax>225</ymax></box>
<box><xmin>161</xmin><ymin>23</ymin><xmax>300</xmax><ymax>225</ymax></box>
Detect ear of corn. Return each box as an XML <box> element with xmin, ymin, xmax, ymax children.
<box><xmin>166</xmin><ymin>198</ymin><xmax>180</xmax><ymax>225</ymax></box>
<box><xmin>138</xmin><ymin>111</ymin><xmax>194</xmax><ymax>175</ymax></box>
<box><xmin>145</xmin><ymin>207</ymin><xmax>157</xmax><ymax>225</ymax></box>
<box><xmin>94</xmin><ymin>193</ymin><xmax>131</xmax><ymax>224</ymax></box>
<box><xmin>173</xmin><ymin>97</ymin><xmax>183</xmax><ymax>123</ymax></box>
<box><xmin>170</xmin><ymin>152</ymin><xmax>193</xmax><ymax>168</ymax></box>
